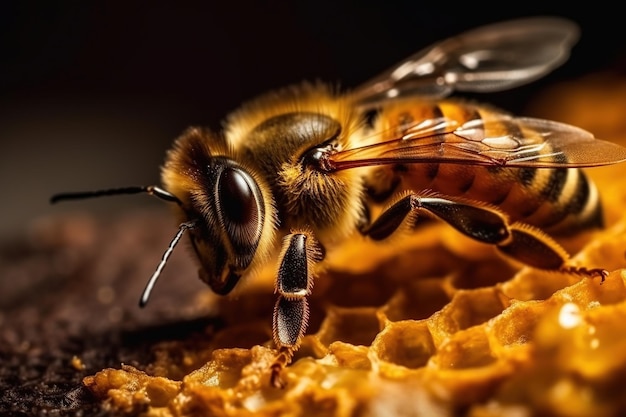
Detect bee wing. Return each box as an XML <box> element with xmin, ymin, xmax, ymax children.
<box><xmin>327</xmin><ymin>116</ymin><xmax>626</xmax><ymax>171</ymax></box>
<box><xmin>351</xmin><ymin>17</ymin><xmax>579</xmax><ymax>110</ymax></box>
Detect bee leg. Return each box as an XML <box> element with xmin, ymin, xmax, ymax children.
<box><xmin>362</xmin><ymin>193</ymin><xmax>606</xmax><ymax>278</ymax></box>
<box><xmin>270</xmin><ymin>231</ymin><xmax>323</xmax><ymax>388</ymax></box>
<box><xmin>498</xmin><ymin>225</ymin><xmax>608</xmax><ymax>281</ymax></box>
<box><xmin>363</xmin><ymin>193</ymin><xmax>510</xmax><ymax>242</ymax></box>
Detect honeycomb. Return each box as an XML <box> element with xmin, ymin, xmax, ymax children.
<box><xmin>84</xmin><ymin>73</ymin><xmax>626</xmax><ymax>417</ymax></box>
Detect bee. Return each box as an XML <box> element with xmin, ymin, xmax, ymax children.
<box><xmin>52</xmin><ymin>17</ymin><xmax>626</xmax><ymax>387</ymax></box>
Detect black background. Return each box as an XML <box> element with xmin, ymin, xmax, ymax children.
<box><xmin>1</xmin><ymin>1</ymin><xmax>625</xmax><ymax>237</ymax></box>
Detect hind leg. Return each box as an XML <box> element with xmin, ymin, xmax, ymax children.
<box><xmin>361</xmin><ymin>192</ymin><xmax>607</xmax><ymax>279</ymax></box>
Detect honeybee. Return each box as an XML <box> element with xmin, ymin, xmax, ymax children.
<box><xmin>52</xmin><ymin>17</ymin><xmax>626</xmax><ymax>387</ymax></box>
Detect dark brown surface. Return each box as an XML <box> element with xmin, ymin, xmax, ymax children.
<box><xmin>0</xmin><ymin>210</ymin><xmax>219</xmax><ymax>416</ymax></box>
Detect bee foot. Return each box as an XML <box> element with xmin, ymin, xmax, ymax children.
<box><xmin>561</xmin><ymin>266</ymin><xmax>609</xmax><ymax>283</ymax></box>
<box><xmin>269</xmin><ymin>347</ymin><xmax>293</xmax><ymax>389</ymax></box>
<box><xmin>269</xmin><ymin>364</ymin><xmax>286</xmax><ymax>389</ymax></box>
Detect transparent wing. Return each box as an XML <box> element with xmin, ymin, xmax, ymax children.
<box><xmin>351</xmin><ymin>17</ymin><xmax>580</xmax><ymax>110</ymax></box>
<box><xmin>326</xmin><ymin>115</ymin><xmax>626</xmax><ymax>171</ymax></box>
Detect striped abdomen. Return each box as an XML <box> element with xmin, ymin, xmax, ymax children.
<box><xmin>364</xmin><ymin>100</ymin><xmax>603</xmax><ymax>235</ymax></box>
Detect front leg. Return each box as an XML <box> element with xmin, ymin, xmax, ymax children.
<box><xmin>270</xmin><ymin>230</ymin><xmax>323</xmax><ymax>388</ymax></box>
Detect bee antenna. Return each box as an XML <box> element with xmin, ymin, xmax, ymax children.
<box><xmin>50</xmin><ymin>185</ymin><xmax>183</xmax><ymax>206</ymax></box>
<box><xmin>139</xmin><ymin>220</ymin><xmax>196</xmax><ymax>308</ymax></box>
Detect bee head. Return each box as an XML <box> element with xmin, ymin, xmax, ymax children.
<box><xmin>161</xmin><ymin>127</ymin><xmax>275</xmax><ymax>295</ymax></box>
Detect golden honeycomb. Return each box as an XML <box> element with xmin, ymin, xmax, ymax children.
<box><xmin>84</xmin><ymin>73</ymin><xmax>626</xmax><ymax>417</ymax></box>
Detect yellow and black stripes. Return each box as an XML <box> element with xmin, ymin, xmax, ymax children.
<box><xmin>364</xmin><ymin>100</ymin><xmax>604</xmax><ymax>235</ymax></box>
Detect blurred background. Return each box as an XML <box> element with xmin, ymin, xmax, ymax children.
<box><xmin>1</xmin><ymin>2</ymin><xmax>625</xmax><ymax>238</ymax></box>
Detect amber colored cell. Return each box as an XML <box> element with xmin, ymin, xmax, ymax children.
<box><xmin>379</xmin><ymin>278</ymin><xmax>451</xmax><ymax>322</ymax></box>
<box><xmin>371</xmin><ymin>320</ymin><xmax>436</xmax><ymax>369</ymax></box>
<box><xmin>315</xmin><ymin>305</ymin><xmax>381</xmax><ymax>348</ymax></box>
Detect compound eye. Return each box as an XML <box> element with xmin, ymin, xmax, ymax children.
<box><xmin>220</xmin><ymin>168</ymin><xmax>257</xmax><ymax>225</ymax></box>
<box><xmin>216</xmin><ymin>166</ymin><xmax>264</xmax><ymax>255</ymax></box>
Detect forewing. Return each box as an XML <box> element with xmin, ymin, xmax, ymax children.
<box><xmin>351</xmin><ymin>17</ymin><xmax>579</xmax><ymax>110</ymax></box>
<box><xmin>327</xmin><ymin>116</ymin><xmax>626</xmax><ymax>171</ymax></box>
